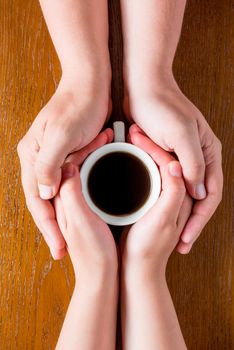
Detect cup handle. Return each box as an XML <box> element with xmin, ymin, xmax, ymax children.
<box><xmin>113</xmin><ymin>121</ymin><xmax>125</xmax><ymax>142</ymax></box>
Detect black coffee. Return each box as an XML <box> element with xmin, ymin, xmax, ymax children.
<box><xmin>88</xmin><ymin>152</ymin><xmax>151</xmax><ymax>216</ymax></box>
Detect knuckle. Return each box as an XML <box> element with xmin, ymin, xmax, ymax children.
<box><xmin>170</xmin><ymin>182</ymin><xmax>186</xmax><ymax>198</ymax></box>
<box><xmin>217</xmin><ymin>192</ymin><xmax>223</xmax><ymax>204</ymax></box>
<box><xmin>192</xmin><ymin>161</ymin><xmax>205</xmax><ymax>173</ymax></box>
<box><xmin>215</xmin><ymin>137</ymin><xmax>222</xmax><ymax>153</ymax></box>
<box><xmin>158</xmin><ymin>211</ymin><xmax>176</xmax><ymax>230</ymax></box>
<box><xmin>17</xmin><ymin>138</ymin><xmax>26</xmax><ymax>157</ymax></box>
<box><xmin>186</xmin><ymin>161</ymin><xmax>205</xmax><ymax>180</ymax></box>
<box><xmin>216</xmin><ymin>188</ymin><xmax>223</xmax><ymax>204</ymax></box>
<box><xmin>25</xmin><ymin>197</ymin><xmax>33</xmax><ymax>213</ymax></box>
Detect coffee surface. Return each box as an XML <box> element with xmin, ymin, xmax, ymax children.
<box><xmin>88</xmin><ymin>151</ymin><xmax>151</xmax><ymax>216</ymax></box>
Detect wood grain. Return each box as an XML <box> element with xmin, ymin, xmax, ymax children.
<box><xmin>0</xmin><ymin>0</ymin><xmax>233</xmax><ymax>349</ymax></box>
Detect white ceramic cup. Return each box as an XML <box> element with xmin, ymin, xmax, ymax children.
<box><xmin>80</xmin><ymin>121</ymin><xmax>161</xmax><ymax>226</ymax></box>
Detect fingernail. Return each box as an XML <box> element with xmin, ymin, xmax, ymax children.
<box><xmin>195</xmin><ymin>183</ymin><xmax>206</xmax><ymax>199</ymax></box>
<box><xmin>63</xmin><ymin>163</ymin><xmax>76</xmax><ymax>179</ymax></box>
<box><xmin>39</xmin><ymin>184</ymin><xmax>53</xmax><ymax>199</ymax></box>
<box><xmin>168</xmin><ymin>162</ymin><xmax>182</xmax><ymax>178</ymax></box>
<box><xmin>182</xmin><ymin>234</ymin><xmax>191</xmax><ymax>243</ymax></box>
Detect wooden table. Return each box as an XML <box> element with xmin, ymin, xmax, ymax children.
<box><xmin>0</xmin><ymin>0</ymin><xmax>233</xmax><ymax>349</ymax></box>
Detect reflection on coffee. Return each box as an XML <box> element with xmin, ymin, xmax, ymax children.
<box><xmin>88</xmin><ymin>151</ymin><xmax>151</xmax><ymax>216</ymax></box>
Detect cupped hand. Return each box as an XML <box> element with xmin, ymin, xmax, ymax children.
<box><xmin>125</xmin><ymin>82</ymin><xmax>223</xmax><ymax>252</ymax></box>
<box><xmin>122</xmin><ymin>125</ymin><xmax>193</xmax><ymax>269</ymax></box>
<box><xmin>124</xmin><ymin>125</ymin><xmax>194</xmax><ymax>255</ymax></box>
<box><xmin>53</xmin><ymin>161</ymin><xmax>118</xmax><ymax>277</ymax></box>
<box><xmin>18</xmin><ymin>86</ymin><xmax>113</xmax><ymax>260</ymax></box>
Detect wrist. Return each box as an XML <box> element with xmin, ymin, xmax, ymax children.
<box><xmin>124</xmin><ymin>63</ymin><xmax>178</xmax><ymax>100</ymax></box>
<box><xmin>122</xmin><ymin>254</ymin><xmax>167</xmax><ymax>289</ymax></box>
<box><xmin>74</xmin><ymin>264</ymin><xmax>118</xmax><ymax>295</ymax></box>
<box><xmin>61</xmin><ymin>55</ymin><xmax>111</xmax><ymax>90</ymax></box>
<box><xmin>56</xmin><ymin>66</ymin><xmax>111</xmax><ymax>109</ymax></box>
<box><xmin>73</xmin><ymin>257</ymin><xmax>118</xmax><ymax>289</ymax></box>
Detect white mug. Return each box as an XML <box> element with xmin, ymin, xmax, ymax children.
<box><xmin>80</xmin><ymin>121</ymin><xmax>161</xmax><ymax>226</ymax></box>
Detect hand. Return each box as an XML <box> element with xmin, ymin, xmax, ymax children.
<box><xmin>125</xmin><ymin>77</ymin><xmax>223</xmax><ymax>253</ymax></box>
<box><xmin>121</xmin><ymin>129</ymin><xmax>190</xmax><ymax>350</ymax></box>
<box><xmin>17</xmin><ymin>82</ymin><xmax>112</xmax><ymax>260</ymax></box>
<box><xmin>53</xmin><ymin>160</ymin><xmax>118</xmax><ymax>280</ymax></box>
<box><xmin>54</xmin><ymin>159</ymin><xmax>118</xmax><ymax>350</ymax></box>
<box><xmin>122</xmin><ymin>125</ymin><xmax>193</xmax><ymax>271</ymax></box>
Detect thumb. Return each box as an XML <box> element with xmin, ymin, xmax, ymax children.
<box><xmin>35</xmin><ymin>130</ymin><xmax>78</xmax><ymax>199</ymax></box>
<box><xmin>174</xmin><ymin>127</ymin><xmax>206</xmax><ymax>200</ymax></box>
<box><xmin>154</xmin><ymin>161</ymin><xmax>186</xmax><ymax>222</ymax></box>
<box><xmin>59</xmin><ymin>162</ymin><xmax>91</xmax><ymax>225</ymax></box>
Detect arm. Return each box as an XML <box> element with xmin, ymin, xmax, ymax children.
<box><xmin>18</xmin><ymin>0</ymin><xmax>111</xmax><ymax>259</ymax></box>
<box><xmin>121</xmin><ymin>128</ymin><xmax>191</xmax><ymax>349</ymax></box>
<box><xmin>121</xmin><ymin>263</ymin><xmax>186</xmax><ymax>350</ymax></box>
<box><xmin>121</xmin><ymin>0</ymin><xmax>186</xmax><ymax>93</ymax></box>
<box><xmin>39</xmin><ymin>0</ymin><xmax>110</xmax><ymax>80</ymax></box>
<box><xmin>120</xmin><ymin>0</ymin><xmax>223</xmax><ymax>253</ymax></box>
<box><xmin>56</xmin><ymin>269</ymin><xmax>117</xmax><ymax>350</ymax></box>
<box><xmin>53</xmin><ymin>132</ymin><xmax>118</xmax><ymax>349</ymax></box>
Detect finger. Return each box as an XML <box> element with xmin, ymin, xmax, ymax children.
<box><xmin>177</xmin><ymin>194</ymin><xmax>193</xmax><ymax>229</ymax></box>
<box><xmin>27</xmin><ymin>196</ymin><xmax>66</xmax><ymax>251</ymax></box>
<box><xmin>59</xmin><ymin>163</ymin><xmax>92</xmax><ymax>226</ymax></box>
<box><xmin>35</xmin><ymin>123</ymin><xmax>83</xmax><ymax>200</ymax></box>
<box><xmin>129</xmin><ymin>123</ymin><xmax>146</xmax><ymax>135</ymax></box>
<box><xmin>66</xmin><ymin>128</ymin><xmax>114</xmax><ymax>166</ymax></box>
<box><xmin>142</xmin><ymin>162</ymin><xmax>186</xmax><ymax>227</ymax></box>
<box><xmin>155</xmin><ymin>161</ymin><xmax>186</xmax><ymax>222</ymax></box>
<box><xmin>180</xmin><ymin>152</ymin><xmax>223</xmax><ymax>246</ymax></box>
<box><xmin>176</xmin><ymin>241</ymin><xmax>193</xmax><ymax>255</ymax></box>
<box><xmin>174</xmin><ymin>125</ymin><xmax>206</xmax><ymax>200</ymax></box>
<box><xmin>53</xmin><ymin>194</ymin><xmax>67</xmax><ymax>234</ymax></box>
<box><xmin>19</xmin><ymin>158</ymin><xmax>66</xmax><ymax>258</ymax></box>
<box><xmin>130</xmin><ymin>132</ymin><xmax>175</xmax><ymax>167</ymax></box>
<box><xmin>174</xmin><ymin>194</ymin><xmax>193</xmax><ymax>255</ymax></box>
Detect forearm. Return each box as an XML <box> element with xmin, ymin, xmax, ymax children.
<box><xmin>56</xmin><ymin>273</ymin><xmax>118</xmax><ymax>350</ymax></box>
<box><xmin>39</xmin><ymin>0</ymin><xmax>110</xmax><ymax>81</ymax></box>
<box><xmin>121</xmin><ymin>262</ymin><xmax>187</xmax><ymax>350</ymax></box>
<box><xmin>120</xmin><ymin>0</ymin><xmax>186</xmax><ymax>93</ymax></box>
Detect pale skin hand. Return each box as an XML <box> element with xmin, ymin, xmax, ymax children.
<box><xmin>120</xmin><ymin>0</ymin><xmax>223</xmax><ymax>253</ymax></box>
<box><xmin>17</xmin><ymin>0</ymin><xmax>111</xmax><ymax>259</ymax></box>
<box><xmin>18</xmin><ymin>127</ymin><xmax>113</xmax><ymax>260</ymax></box>
<box><xmin>53</xmin><ymin>138</ymin><xmax>118</xmax><ymax>350</ymax></box>
<box><xmin>121</xmin><ymin>126</ymin><xmax>193</xmax><ymax>349</ymax></box>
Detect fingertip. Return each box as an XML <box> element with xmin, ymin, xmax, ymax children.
<box><xmin>168</xmin><ymin>161</ymin><xmax>182</xmax><ymax>178</ymax></box>
<box><xmin>105</xmin><ymin>128</ymin><xmax>114</xmax><ymax>143</ymax></box>
<box><xmin>181</xmin><ymin>233</ymin><xmax>192</xmax><ymax>244</ymax></box>
<box><xmin>62</xmin><ymin>162</ymin><xmax>78</xmax><ymax>180</ymax></box>
<box><xmin>130</xmin><ymin>132</ymin><xmax>141</xmax><ymax>146</ymax></box>
<box><xmin>129</xmin><ymin>124</ymin><xmax>139</xmax><ymax>135</ymax></box>
<box><xmin>50</xmin><ymin>247</ymin><xmax>67</xmax><ymax>260</ymax></box>
<box><xmin>129</xmin><ymin>124</ymin><xmax>144</xmax><ymax>135</ymax></box>
<box><xmin>38</xmin><ymin>184</ymin><xmax>55</xmax><ymax>200</ymax></box>
<box><xmin>176</xmin><ymin>241</ymin><xmax>193</xmax><ymax>254</ymax></box>
<box><xmin>60</xmin><ymin>163</ymin><xmax>81</xmax><ymax>202</ymax></box>
<box><xmin>194</xmin><ymin>183</ymin><xmax>207</xmax><ymax>200</ymax></box>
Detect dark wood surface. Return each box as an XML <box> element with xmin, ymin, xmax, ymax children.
<box><xmin>0</xmin><ymin>0</ymin><xmax>233</xmax><ymax>349</ymax></box>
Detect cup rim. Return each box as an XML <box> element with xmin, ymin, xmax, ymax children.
<box><xmin>80</xmin><ymin>142</ymin><xmax>161</xmax><ymax>226</ymax></box>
